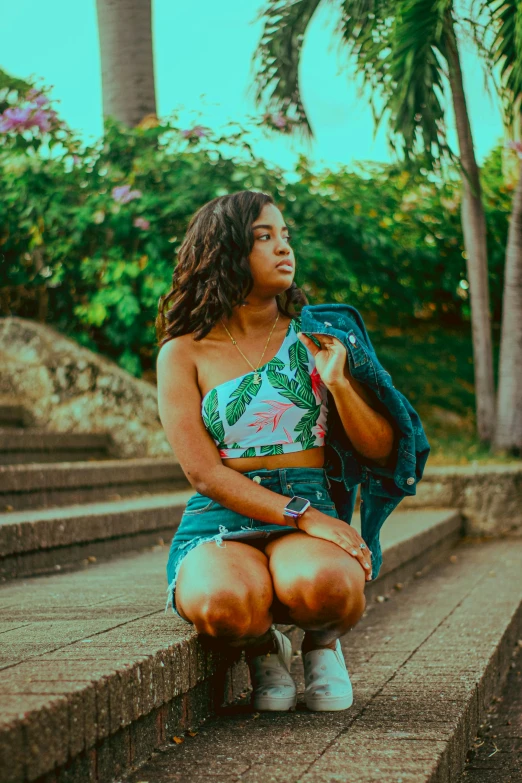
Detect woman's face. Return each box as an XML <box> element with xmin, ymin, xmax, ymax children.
<box><xmin>248</xmin><ymin>203</ymin><xmax>295</xmax><ymax>295</ymax></box>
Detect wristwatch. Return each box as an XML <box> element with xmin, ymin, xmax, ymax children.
<box><xmin>283</xmin><ymin>495</ymin><xmax>311</xmax><ymax>526</ymax></box>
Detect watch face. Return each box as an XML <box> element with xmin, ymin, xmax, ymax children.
<box><xmin>285</xmin><ymin>496</ymin><xmax>310</xmax><ymax>514</ymax></box>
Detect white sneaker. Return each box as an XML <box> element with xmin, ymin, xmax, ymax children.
<box><xmin>303</xmin><ymin>639</ymin><xmax>354</xmax><ymax>711</ymax></box>
<box><xmin>247</xmin><ymin>628</ymin><xmax>297</xmax><ymax>711</ymax></box>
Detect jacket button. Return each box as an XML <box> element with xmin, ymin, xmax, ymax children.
<box><xmin>406</xmin><ymin>477</ymin><xmax>415</xmax><ymax>485</ymax></box>
<box><xmin>348</xmin><ymin>334</ymin><xmax>357</xmax><ymax>344</ymax></box>
<box><xmin>252</xmin><ymin>475</ymin><xmax>262</xmax><ymax>483</ymax></box>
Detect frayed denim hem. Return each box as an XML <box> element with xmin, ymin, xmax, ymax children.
<box><xmin>164</xmin><ymin>524</ymin><xmax>229</xmax><ymax>615</ymax></box>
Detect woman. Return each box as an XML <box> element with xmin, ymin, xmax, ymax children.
<box><xmin>156</xmin><ymin>190</ymin><xmax>395</xmax><ymax>713</ymax></box>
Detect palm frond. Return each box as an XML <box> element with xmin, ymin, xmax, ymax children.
<box><xmin>335</xmin><ymin>0</ymin><xmax>457</xmax><ymax>168</ymax></box>
<box><xmin>477</xmin><ymin>0</ymin><xmax>522</xmax><ymax>130</ymax></box>
<box><xmin>460</xmin><ymin>6</ymin><xmax>502</xmax><ymax>105</ymax></box>
<box><xmin>385</xmin><ymin>0</ymin><xmax>455</xmax><ymax>166</ymax></box>
<box><xmin>247</xmin><ymin>0</ymin><xmax>324</xmax><ymax>139</ymax></box>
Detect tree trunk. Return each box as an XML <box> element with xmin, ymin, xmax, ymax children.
<box><xmin>95</xmin><ymin>0</ymin><xmax>157</xmax><ymax>127</ymax></box>
<box><xmin>493</xmin><ymin>156</ymin><xmax>522</xmax><ymax>454</ymax></box>
<box><xmin>445</xmin><ymin>22</ymin><xmax>496</xmax><ymax>444</ymax></box>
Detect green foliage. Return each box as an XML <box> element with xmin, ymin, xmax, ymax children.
<box><xmin>0</xmin><ymin>78</ymin><xmax>513</xmax><ymax>384</ymax></box>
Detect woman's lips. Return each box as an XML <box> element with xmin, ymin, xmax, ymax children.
<box><xmin>276</xmin><ymin>262</ymin><xmax>293</xmax><ymax>272</ymax></box>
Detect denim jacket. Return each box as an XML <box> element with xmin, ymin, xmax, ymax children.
<box><xmin>300</xmin><ymin>303</ymin><xmax>430</xmax><ymax>581</ymax></box>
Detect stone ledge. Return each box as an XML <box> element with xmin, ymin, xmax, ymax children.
<box><xmin>0</xmin><ymin>428</ymin><xmax>115</xmax><ymax>465</ymax></box>
<box><xmin>0</xmin><ymin>318</ymin><xmax>171</xmax><ymax>459</ymax></box>
<box><xmin>400</xmin><ymin>464</ymin><xmax>522</xmax><ymax>536</ymax></box>
<box><xmin>0</xmin><ymin>457</ymin><xmax>188</xmax><ymax>511</ymax></box>
<box><xmin>0</xmin><ymin>490</ymin><xmax>193</xmax><ymax>558</ymax></box>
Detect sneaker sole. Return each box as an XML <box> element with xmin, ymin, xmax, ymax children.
<box><xmin>305</xmin><ymin>691</ymin><xmax>354</xmax><ymax>711</ymax></box>
<box><xmin>253</xmin><ymin>693</ymin><xmax>298</xmax><ymax>711</ymax></box>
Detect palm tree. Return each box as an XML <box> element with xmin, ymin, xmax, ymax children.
<box><xmin>477</xmin><ymin>0</ymin><xmax>522</xmax><ymax>454</ymax></box>
<box><xmin>249</xmin><ymin>0</ymin><xmax>496</xmax><ymax>444</ymax></box>
<box><xmin>95</xmin><ymin>0</ymin><xmax>157</xmax><ymax>127</ymax></box>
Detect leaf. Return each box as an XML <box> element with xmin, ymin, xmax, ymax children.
<box><xmin>260</xmin><ymin>444</ymin><xmax>284</xmax><ymax>455</ymax></box>
<box><xmin>172</xmin><ymin>736</ymin><xmax>184</xmax><ymax>744</ymax></box>
<box><xmin>239</xmin><ymin>447</ymin><xmax>256</xmax><ymax>457</ymax></box>
<box><xmin>226</xmin><ymin>374</ymin><xmax>262</xmax><ymax>425</ymax></box>
<box><xmin>288</xmin><ymin>336</ymin><xmax>308</xmax><ymax>373</ymax></box>
<box><xmin>266</xmin><ymin>369</ymin><xmax>315</xmax><ymax>409</ymax></box>
<box><xmin>293</xmin><ymin>405</ymin><xmax>321</xmax><ymax>446</ymax></box>
<box><xmin>202</xmin><ymin>389</ymin><xmax>226</xmax><ymax>445</ymax></box>
<box><xmin>265</xmin><ymin>356</ymin><xmax>285</xmax><ymax>372</ymax></box>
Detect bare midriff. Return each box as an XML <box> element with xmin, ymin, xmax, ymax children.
<box><xmin>221</xmin><ymin>445</ymin><xmax>325</xmax><ymax>474</ymax></box>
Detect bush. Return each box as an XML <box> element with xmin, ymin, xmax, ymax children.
<box><xmin>0</xmin><ymin>75</ymin><xmax>510</xmax><ymax>378</ymax></box>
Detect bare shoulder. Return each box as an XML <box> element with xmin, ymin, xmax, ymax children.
<box><xmin>156</xmin><ymin>333</ymin><xmax>222</xmax><ymax>485</ymax></box>
<box><xmin>157</xmin><ymin>332</ymin><xmax>197</xmax><ymax>364</ymax></box>
<box><xmin>156</xmin><ymin>333</ymin><xmax>198</xmax><ymax>380</ymax></box>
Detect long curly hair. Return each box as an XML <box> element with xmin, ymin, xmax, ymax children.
<box><xmin>155</xmin><ymin>190</ymin><xmax>308</xmax><ymax>347</ymax></box>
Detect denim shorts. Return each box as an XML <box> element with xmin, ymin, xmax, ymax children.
<box><xmin>164</xmin><ymin>466</ymin><xmax>341</xmax><ymax>620</ymax></box>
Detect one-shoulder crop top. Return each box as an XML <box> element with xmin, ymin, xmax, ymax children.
<box><xmin>200</xmin><ymin>316</ymin><xmax>329</xmax><ymax>458</ymax></box>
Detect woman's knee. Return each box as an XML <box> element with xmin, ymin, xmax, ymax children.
<box><xmin>175</xmin><ymin>543</ymin><xmax>275</xmax><ymax>638</ymax></box>
<box><xmin>193</xmin><ymin>586</ymin><xmax>272</xmax><ymax>638</ymax></box>
<box><xmin>274</xmin><ymin>562</ymin><xmax>366</xmax><ymax>623</ymax></box>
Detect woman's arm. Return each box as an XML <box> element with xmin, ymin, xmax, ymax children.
<box><xmin>328</xmin><ymin>367</ymin><xmax>395</xmax><ymax>467</ymax></box>
<box><xmin>297</xmin><ymin>331</ymin><xmax>395</xmax><ymax>468</ymax></box>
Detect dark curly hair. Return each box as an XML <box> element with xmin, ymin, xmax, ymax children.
<box><xmin>155</xmin><ymin>190</ymin><xmax>308</xmax><ymax>347</ymax></box>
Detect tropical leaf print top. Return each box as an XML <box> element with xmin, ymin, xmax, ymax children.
<box><xmin>201</xmin><ymin>317</ymin><xmax>329</xmax><ymax>458</ymax></box>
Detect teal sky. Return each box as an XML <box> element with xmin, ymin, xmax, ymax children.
<box><xmin>2</xmin><ymin>0</ymin><xmax>505</xmax><ymax>177</ymax></box>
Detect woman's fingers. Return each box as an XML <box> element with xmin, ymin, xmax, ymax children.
<box><xmin>340</xmin><ymin>536</ymin><xmax>372</xmax><ymax>579</ymax></box>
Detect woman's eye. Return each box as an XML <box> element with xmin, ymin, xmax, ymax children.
<box><xmin>258</xmin><ymin>234</ymin><xmax>292</xmax><ymax>242</ymax></box>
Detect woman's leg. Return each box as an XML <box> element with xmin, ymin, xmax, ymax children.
<box><xmin>263</xmin><ymin>532</ymin><xmax>367</xmax><ymax>651</ymax></box>
<box><xmin>174</xmin><ymin>539</ymin><xmax>276</xmax><ymax>649</ymax></box>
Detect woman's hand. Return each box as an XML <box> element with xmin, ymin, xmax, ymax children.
<box><xmin>297</xmin><ymin>508</ymin><xmax>373</xmax><ymax>581</ymax></box>
<box><xmin>297</xmin><ymin>331</ymin><xmax>349</xmax><ymax>389</ymax></box>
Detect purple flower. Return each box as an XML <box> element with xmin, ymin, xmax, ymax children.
<box><xmin>111</xmin><ymin>184</ymin><xmax>143</xmax><ymax>204</ymax></box>
<box><xmin>30</xmin><ymin>109</ymin><xmax>52</xmax><ymax>133</ymax></box>
<box><xmin>181</xmin><ymin>124</ymin><xmax>209</xmax><ymax>139</ymax></box>
<box><xmin>26</xmin><ymin>89</ymin><xmax>49</xmax><ymax>108</ymax></box>
<box><xmin>0</xmin><ymin>104</ymin><xmax>58</xmax><ymax>134</ymax></box>
<box><xmin>271</xmin><ymin>113</ymin><xmax>287</xmax><ymax>129</ymax></box>
<box><xmin>133</xmin><ymin>217</ymin><xmax>150</xmax><ymax>230</ymax></box>
<box><xmin>0</xmin><ymin>106</ymin><xmax>33</xmax><ymax>131</ymax></box>
<box><xmin>507</xmin><ymin>140</ymin><xmax>522</xmax><ymax>159</ymax></box>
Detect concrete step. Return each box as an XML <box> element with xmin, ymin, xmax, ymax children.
<box><xmin>0</xmin><ymin>457</ymin><xmax>189</xmax><ymax>512</ymax></box>
<box><xmin>0</xmin><ymin>488</ymin><xmax>461</xmax><ymax>583</ymax></box>
<box><xmin>0</xmin><ymin>404</ymin><xmax>32</xmax><ymax>429</ymax></box>
<box><xmin>0</xmin><ymin>507</ymin><xmax>488</xmax><ymax>783</ymax></box>
<box><xmin>0</xmin><ymin>489</ymin><xmax>195</xmax><ymax>581</ymax></box>
<box><xmin>0</xmin><ymin>428</ymin><xmax>115</xmax><ymax>465</ymax></box>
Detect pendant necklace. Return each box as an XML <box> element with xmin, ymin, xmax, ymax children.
<box><xmin>220</xmin><ymin>312</ymin><xmax>280</xmax><ymax>384</ymax></box>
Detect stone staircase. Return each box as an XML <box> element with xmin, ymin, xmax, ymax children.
<box><xmin>0</xmin><ymin>403</ymin><xmax>520</xmax><ymax>783</ymax></box>
<box><xmin>0</xmin><ymin>402</ymin><xmax>191</xmax><ymax>581</ymax></box>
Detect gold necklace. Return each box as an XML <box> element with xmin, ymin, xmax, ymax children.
<box><xmin>220</xmin><ymin>312</ymin><xmax>280</xmax><ymax>384</ymax></box>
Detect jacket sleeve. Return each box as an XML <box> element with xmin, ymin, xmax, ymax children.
<box><xmin>344</xmin><ymin>305</ymin><xmax>431</xmax><ymax>498</ymax></box>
